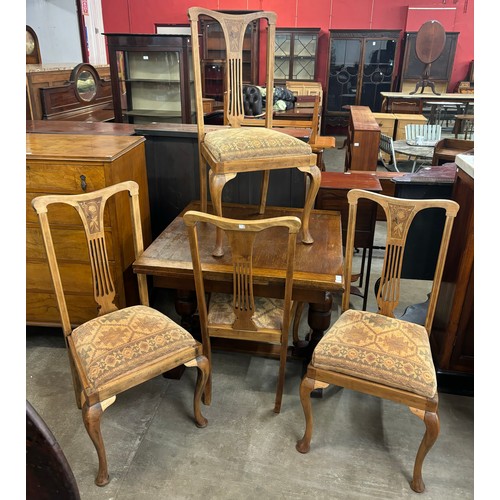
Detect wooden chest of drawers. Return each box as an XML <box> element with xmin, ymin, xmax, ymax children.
<box><xmin>26</xmin><ymin>133</ymin><xmax>151</xmax><ymax>327</ymax></box>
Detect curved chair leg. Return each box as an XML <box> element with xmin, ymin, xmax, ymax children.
<box><xmin>185</xmin><ymin>355</ymin><xmax>210</xmax><ymax>428</ymax></box>
<box><xmin>209</xmin><ymin>170</ymin><xmax>237</xmax><ymax>257</ymax></box>
<box><xmin>82</xmin><ymin>396</ymin><xmax>116</xmax><ymax>486</ymax></box>
<box><xmin>410</xmin><ymin>409</ymin><xmax>440</xmax><ymax>493</ymax></box>
<box><xmin>296</xmin><ymin>376</ymin><xmax>327</xmax><ymax>453</ymax></box>
<box><xmin>259</xmin><ymin>170</ymin><xmax>270</xmax><ymax>215</ymax></box>
<box><xmin>273</xmin><ymin>336</ymin><xmax>289</xmax><ymax>414</ymax></box>
<box><xmin>298</xmin><ymin>165</ymin><xmax>321</xmax><ymax>244</ymax></box>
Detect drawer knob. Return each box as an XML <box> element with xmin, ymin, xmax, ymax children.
<box><xmin>80</xmin><ymin>175</ymin><xmax>87</xmax><ymax>192</ymax></box>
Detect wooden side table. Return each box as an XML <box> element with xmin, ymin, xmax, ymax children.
<box><xmin>315</xmin><ymin>172</ymin><xmax>382</xmax><ymax>309</ymax></box>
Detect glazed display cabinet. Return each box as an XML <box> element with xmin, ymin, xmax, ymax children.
<box><xmin>199</xmin><ymin>13</ymin><xmax>260</xmax><ymax>102</ymax></box>
<box><xmin>324</xmin><ymin>30</ymin><xmax>400</xmax><ymax>132</ymax></box>
<box><xmin>105</xmin><ymin>34</ymin><xmax>195</xmax><ymax>124</ymax></box>
<box><xmin>274</xmin><ymin>28</ymin><xmax>320</xmax><ymax>84</ymax></box>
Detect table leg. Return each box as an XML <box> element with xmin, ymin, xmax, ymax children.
<box><xmin>303</xmin><ymin>292</ymin><xmax>334</xmax><ymax>398</ymax></box>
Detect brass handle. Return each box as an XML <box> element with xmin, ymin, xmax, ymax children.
<box><xmin>80</xmin><ymin>174</ymin><xmax>87</xmax><ymax>192</ymax></box>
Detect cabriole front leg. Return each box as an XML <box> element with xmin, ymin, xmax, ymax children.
<box><xmin>82</xmin><ymin>396</ymin><xmax>116</xmax><ymax>486</ymax></box>
<box><xmin>298</xmin><ymin>164</ymin><xmax>321</xmax><ymax>244</ymax></box>
<box><xmin>209</xmin><ymin>170</ymin><xmax>236</xmax><ymax>257</ymax></box>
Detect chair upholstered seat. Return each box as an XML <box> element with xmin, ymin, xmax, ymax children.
<box><xmin>312</xmin><ymin>309</ymin><xmax>437</xmax><ymax>398</ymax></box>
<box><xmin>204</xmin><ymin>127</ymin><xmax>312</xmax><ymax>162</ymax></box>
<box><xmin>207</xmin><ymin>292</ymin><xmax>284</xmax><ymax>330</ymax></box>
<box><xmin>72</xmin><ymin>305</ymin><xmax>200</xmax><ymax>394</ymax></box>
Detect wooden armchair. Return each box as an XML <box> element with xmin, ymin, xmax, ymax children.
<box><xmin>432</xmin><ymin>138</ymin><xmax>474</xmax><ymax>165</ymax></box>
<box><xmin>183</xmin><ymin>210</ymin><xmax>301</xmax><ymax>414</ymax></box>
<box><xmin>188</xmin><ymin>8</ymin><xmax>320</xmax><ymax>257</ymax></box>
<box><xmin>296</xmin><ymin>189</ymin><xmax>459</xmax><ymax>493</ymax></box>
<box><xmin>31</xmin><ymin>181</ymin><xmax>210</xmax><ymax>486</ymax></box>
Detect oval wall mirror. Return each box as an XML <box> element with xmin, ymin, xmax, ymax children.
<box><xmin>71</xmin><ymin>64</ymin><xmax>98</xmax><ymax>102</ymax></box>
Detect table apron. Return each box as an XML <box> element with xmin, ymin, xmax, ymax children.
<box><xmin>151</xmin><ymin>275</ymin><xmax>338</xmax><ymax>304</ymax></box>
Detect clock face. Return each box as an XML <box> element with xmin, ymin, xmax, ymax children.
<box><xmin>26</xmin><ymin>30</ymin><xmax>35</xmax><ymax>55</ymax></box>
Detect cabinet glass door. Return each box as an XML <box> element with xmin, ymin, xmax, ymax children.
<box><xmin>121</xmin><ymin>50</ymin><xmax>183</xmax><ymax>123</ymax></box>
<box><xmin>275</xmin><ymin>33</ymin><xmax>291</xmax><ymax>80</ymax></box>
<box><xmin>361</xmin><ymin>38</ymin><xmax>396</xmax><ymax>112</ymax></box>
<box><xmin>292</xmin><ymin>34</ymin><xmax>317</xmax><ymax>80</ymax></box>
<box><xmin>327</xmin><ymin>39</ymin><xmax>361</xmax><ymax>112</ymax></box>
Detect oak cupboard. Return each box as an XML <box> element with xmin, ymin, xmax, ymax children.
<box><xmin>26</xmin><ymin>133</ymin><xmax>151</xmax><ymax>327</ymax></box>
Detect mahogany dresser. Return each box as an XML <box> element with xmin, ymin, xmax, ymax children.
<box><xmin>26</xmin><ymin>133</ymin><xmax>151</xmax><ymax>327</ymax></box>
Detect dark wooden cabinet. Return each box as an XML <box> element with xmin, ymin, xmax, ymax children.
<box><xmin>432</xmin><ymin>161</ymin><xmax>474</xmax><ymax>376</ymax></box>
<box><xmin>274</xmin><ymin>28</ymin><xmax>320</xmax><ymax>84</ymax></box>
<box><xmin>324</xmin><ymin>30</ymin><xmax>400</xmax><ymax>132</ymax></box>
<box><xmin>105</xmin><ymin>34</ymin><xmax>195</xmax><ymax>124</ymax></box>
<box><xmin>344</xmin><ymin>106</ymin><xmax>380</xmax><ymax>171</ymax></box>
<box><xmin>199</xmin><ymin>14</ymin><xmax>259</xmax><ymax>103</ymax></box>
<box><xmin>398</xmin><ymin>32</ymin><xmax>459</xmax><ymax>94</ymax></box>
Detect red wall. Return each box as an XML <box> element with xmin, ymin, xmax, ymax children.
<box><xmin>101</xmin><ymin>0</ymin><xmax>474</xmax><ymax>93</ymax></box>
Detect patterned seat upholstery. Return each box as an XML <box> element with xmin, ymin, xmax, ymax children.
<box><xmin>312</xmin><ymin>309</ymin><xmax>437</xmax><ymax>398</ymax></box>
<box><xmin>204</xmin><ymin>128</ymin><xmax>312</xmax><ymax>163</ymax></box>
<box><xmin>295</xmin><ymin>190</ymin><xmax>460</xmax><ymax>493</ymax></box>
<box><xmin>207</xmin><ymin>293</ymin><xmax>284</xmax><ymax>330</ymax></box>
<box><xmin>31</xmin><ymin>181</ymin><xmax>210</xmax><ymax>487</ymax></box>
<box><xmin>72</xmin><ymin>305</ymin><xmax>200</xmax><ymax>395</ymax></box>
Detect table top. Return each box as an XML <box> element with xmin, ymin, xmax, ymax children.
<box><xmin>26</xmin><ymin>133</ymin><xmax>145</xmax><ymax>161</ymax></box>
<box><xmin>393</xmin><ymin>140</ymin><xmax>434</xmax><ymax>159</ymax></box>
<box><xmin>319</xmin><ymin>172</ymin><xmax>382</xmax><ymax>192</ymax></box>
<box><xmin>380</xmin><ymin>92</ymin><xmax>474</xmax><ymax>101</ymax></box>
<box><xmin>133</xmin><ymin>201</ymin><xmax>344</xmax><ymax>300</ymax></box>
<box><xmin>27</xmin><ymin>120</ymin><xmax>136</xmax><ymax>136</ymax></box>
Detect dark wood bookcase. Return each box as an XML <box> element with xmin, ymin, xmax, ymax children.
<box><xmin>323</xmin><ymin>30</ymin><xmax>400</xmax><ymax>132</ymax></box>
<box><xmin>105</xmin><ymin>33</ymin><xmax>195</xmax><ymax>124</ymax></box>
<box><xmin>199</xmin><ymin>13</ymin><xmax>260</xmax><ymax>103</ymax></box>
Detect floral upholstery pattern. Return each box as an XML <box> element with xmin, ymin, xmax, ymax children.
<box><xmin>71</xmin><ymin>305</ymin><xmax>199</xmax><ymax>394</ymax></box>
<box><xmin>312</xmin><ymin>309</ymin><xmax>437</xmax><ymax>398</ymax></box>
<box><xmin>207</xmin><ymin>292</ymin><xmax>284</xmax><ymax>330</ymax></box>
<box><xmin>204</xmin><ymin>127</ymin><xmax>312</xmax><ymax>162</ymax></box>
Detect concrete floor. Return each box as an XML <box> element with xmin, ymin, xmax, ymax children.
<box><xmin>26</xmin><ymin>133</ymin><xmax>474</xmax><ymax>499</ymax></box>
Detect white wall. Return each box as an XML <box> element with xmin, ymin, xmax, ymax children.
<box><xmin>26</xmin><ymin>0</ymin><xmax>83</xmax><ymax>63</ymax></box>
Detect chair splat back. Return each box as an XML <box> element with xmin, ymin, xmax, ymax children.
<box><xmin>343</xmin><ymin>190</ymin><xmax>459</xmax><ymax>330</ymax></box>
<box><xmin>184</xmin><ymin>210</ymin><xmax>301</xmax><ymax>412</ymax></box>
<box><xmin>32</xmin><ymin>181</ymin><xmax>147</xmax><ymax>335</ymax></box>
<box><xmin>189</xmin><ymin>8</ymin><xmax>277</xmax><ymax>131</ymax></box>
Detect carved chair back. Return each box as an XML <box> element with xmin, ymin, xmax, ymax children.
<box><xmin>343</xmin><ymin>189</ymin><xmax>459</xmax><ymax>333</ymax></box>
<box><xmin>31</xmin><ymin>181</ymin><xmax>148</xmax><ymax>337</ymax></box>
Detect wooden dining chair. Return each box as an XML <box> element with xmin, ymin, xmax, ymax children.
<box><xmin>183</xmin><ymin>210</ymin><xmax>301</xmax><ymax>414</ymax></box>
<box><xmin>296</xmin><ymin>189</ymin><xmax>459</xmax><ymax>493</ymax></box>
<box><xmin>188</xmin><ymin>8</ymin><xmax>320</xmax><ymax>257</ymax></box>
<box><xmin>31</xmin><ymin>181</ymin><xmax>210</xmax><ymax>487</ymax></box>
